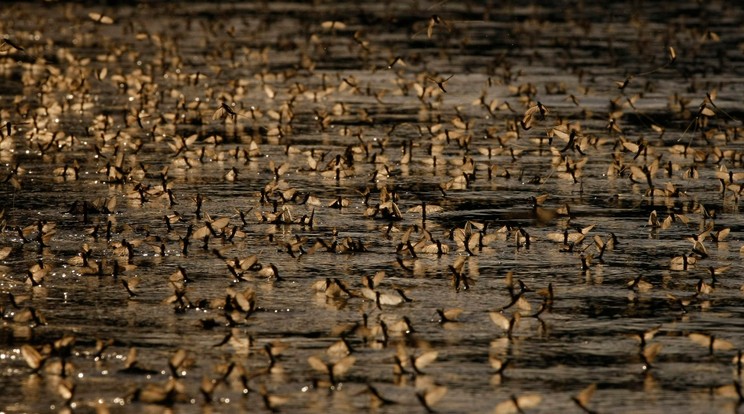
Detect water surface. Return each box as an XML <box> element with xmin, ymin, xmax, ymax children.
<box><xmin>1</xmin><ymin>1</ymin><xmax>744</xmax><ymax>413</ymax></box>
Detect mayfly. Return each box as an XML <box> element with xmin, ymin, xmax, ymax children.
<box><xmin>0</xmin><ymin>38</ymin><xmax>24</xmax><ymax>53</ymax></box>
<box><xmin>426</xmin><ymin>74</ymin><xmax>454</xmax><ymax>93</ymax></box>
<box><xmin>212</xmin><ymin>102</ymin><xmax>239</xmax><ymax>121</ymax></box>
<box><xmin>21</xmin><ymin>344</ymin><xmax>47</xmax><ymax>372</ymax></box>
<box><xmin>321</xmin><ymin>21</ymin><xmax>347</xmax><ymax>30</ymax></box>
<box><xmin>425</xmin><ymin>14</ymin><xmax>452</xmax><ymax>39</ymax></box>
<box><xmin>520</xmin><ymin>102</ymin><xmax>548</xmax><ymax>130</ymax></box>
<box><xmin>638</xmin><ymin>46</ymin><xmax>677</xmax><ymax>76</ymax></box>
<box><xmin>617</xmin><ymin>47</ymin><xmax>676</xmax><ymax>90</ymax></box>
<box><xmin>88</xmin><ymin>12</ymin><xmax>114</xmax><ymax>24</ymax></box>
<box><xmin>571</xmin><ymin>383</ymin><xmax>597</xmax><ymax>414</ymax></box>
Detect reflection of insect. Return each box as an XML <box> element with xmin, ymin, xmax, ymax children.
<box><xmin>689</xmin><ymin>333</ymin><xmax>733</xmax><ymax>355</ymax></box>
<box><xmin>307</xmin><ymin>355</ymin><xmax>356</xmax><ymax>386</ymax></box>
<box><xmin>494</xmin><ymin>393</ymin><xmax>542</xmax><ymax>414</ymax></box>
<box><xmin>633</xmin><ymin>325</ymin><xmax>661</xmax><ymax>351</ymax></box>
<box><xmin>571</xmin><ymin>383</ymin><xmax>597</xmax><ymax>414</ymax></box>
<box><xmin>168</xmin><ymin>348</ymin><xmax>190</xmax><ymax>377</ymax></box>
<box><xmin>435</xmin><ymin>307</ymin><xmax>463</xmax><ymax>323</ymax></box>
<box><xmin>416</xmin><ymin>383</ymin><xmax>448</xmax><ymax>413</ymax></box>
<box><xmin>396</xmin><ymin>348</ymin><xmax>438</xmax><ymax>376</ymax></box>
<box><xmin>490</xmin><ymin>311</ymin><xmax>520</xmax><ymax>339</ymax></box>
<box><xmin>258</xmin><ymin>384</ymin><xmax>289</xmax><ymax>412</ymax></box>
<box><xmin>640</xmin><ymin>342</ymin><xmax>662</xmax><ymax>368</ymax></box>
<box><xmin>364</xmin><ymin>384</ymin><xmax>397</xmax><ymax>406</ymax></box>
<box><xmin>122</xmin><ymin>277</ymin><xmax>139</xmax><ymax>298</ymax></box>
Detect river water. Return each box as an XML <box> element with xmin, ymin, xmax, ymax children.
<box><xmin>1</xmin><ymin>1</ymin><xmax>744</xmax><ymax>413</ymax></box>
